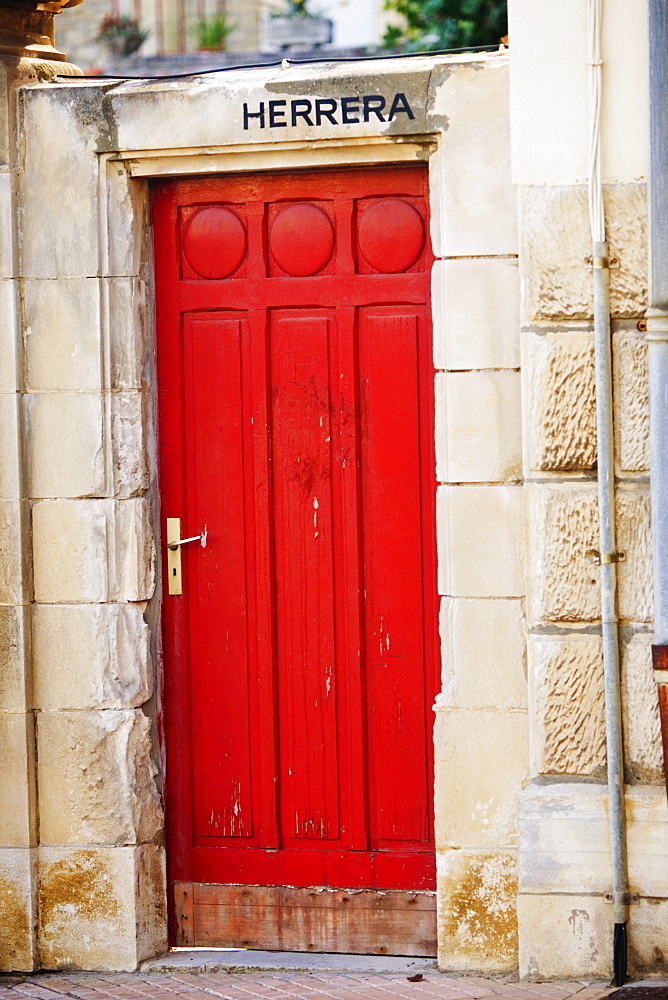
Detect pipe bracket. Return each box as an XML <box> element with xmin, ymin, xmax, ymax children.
<box><xmin>586</xmin><ymin>549</ymin><xmax>626</xmax><ymax>565</ymax></box>
<box><xmin>604</xmin><ymin>892</ymin><xmax>639</xmax><ymax>906</ymax></box>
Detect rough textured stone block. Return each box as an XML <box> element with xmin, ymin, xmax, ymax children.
<box><xmin>0</xmin><ymin>500</ymin><xmax>30</xmax><ymax>604</ymax></box>
<box><xmin>0</xmin><ymin>604</ymin><xmax>29</xmax><ymax>711</ymax></box>
<box><xmin>526</xmin><ymin>484</ymin><xmax>652</xmax><ymax>624</ymax></box>
<box><xmin>108</xmin><ymin>278</ymin><xmax>147</xmax><ymax>390</ymax></box>
<box><xmin>434</xmin><ymin>710</ymin><xmax>528</xmax><ymax>849</ymax></box>
<box><xmin>436</xmin><ymin>371</ymin><xmax>522</xmax><ymax>484</ymax></box>
<box><xmin>0</xmin><ymin>711</ymin><xmax>35</xmax><ymax>847</ymax></box>
<box><xmin>0</xmin><ymin>392</ymin><xmax>20</xmax><ymax>498</ymax></box>
<box><xmin>0</xmin><ymin>846</ymin><xmax>36</xmax><ymax>971</ymax></box>
<box><xmin>38</xmin><ymin>843</ymin><xmax>167</xmax><ymax>970</ymax></box>
<box><xmin>518</xmin><ymin>892</ymin><xmax>611</xmax><ymax>979</ymax></box>
<box><xmin>523</xmin><ymin>329</ymin><xmax>596</xmax><ymax>472</ymax></box>
<box><xmin>0</xmin><ymin>279</ymin><xmax>19</xmax><ymax>392</ymax></box>
<box><xmin>33</xmin><ymin>603</ymin><xmax>151</xmax><ymax>711</ymax></box>
<box><xmin>627</xmin><ymin>897</ymin><xmax>668</xmax><ymax>975</ymax></box>
<box><xmin>437</xmin><ymin>485</ymin><xmax>525</xmax><ymax>598</ymax></box>
<box><xmin>621</xmin><ymin>634</ymin><xmax>664</xmax><ymax>782</ymax></box>
<box><xmin>0</xmin><ymin>172</ymin><xmax>16</xmax><ymax>278</ymax></box>
<box><xmin>112</xmin><ymin>391</ymin><xmax>148</xmax><ymax>498</ymax></box>
<box><xmin>437</xmin><ymin>597</ymin><xmax>527</xmax><ymax>711</ymax></box>
<box><xmin>24</xmin><ymin>278</ymin><xmax>102</xmax><ymax>391</ymax></box>
<box><xmin>520</xmin><ymin>184</ymin><xmax>647</xmax><ymax>322</ymax></box>
<box><xmin>437</xmin><ymin>849</ymin><xmax>518</xmax><ymax>972</ymax></box>
<box><xmin>106</xmin><ymin>163</ymin><xmax>147</xmax><ymax>278</ymax></box>
<box><xmin>25</xmin><ymin>392</ymin><xmax>105</xmax><ymax>499</ymax></box>
<box><xmin>529</xmin><ymin>635</ymin><xmax>606</xmax><ymax>777</ymax></box>
<box><xmin>37</xmin><ymin>709</ymin><xmax>162</xmax><ymax>846</ymax></box>
<box><xmin>614</xmin><ymin>328</ymin><xmax>649</xmax><ymax>473</ymax></box>
<box><xmin>113</xmin><ymin>499</ymin><xmax>154</xmax><ymax>602</ymax></box>
<box><xmin>432</xmin><ymin>258</ymin><xmax>520</xmax><ymax>371</ymax></box>
<box><xmin>429</xmin><ymin>60</ymin><xmax>517</xmax><ymax>258</ymax></box>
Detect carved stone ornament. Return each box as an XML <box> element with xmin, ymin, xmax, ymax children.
<box><xmin>0</xmin><ymin>0</ymin><xmax>84</xmax><ymax>71</ymax></box>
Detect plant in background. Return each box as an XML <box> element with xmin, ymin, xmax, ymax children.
<box><xmin>195</xmin><ymin>12</ymin><xmax>235</xmax><ymax>49</ymax></box>
<box><xmin>383</xmin><ymin>0</ymin><xmax>506</xmax><ymax>52</ymax></box>
<box><xmin>97</xmin><ymin>14</ymin><xmax>149</xmax><ymax>55</ymax></box>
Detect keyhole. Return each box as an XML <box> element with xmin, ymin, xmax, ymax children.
<box><xmin>173</xmin><ymin>568</ymin><xmax>177</xmax><ymax>576</ymax></box>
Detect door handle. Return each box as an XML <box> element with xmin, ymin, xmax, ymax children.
<box><xmin>166</xmin><ymin>518</ymin><xmax>206</xmax><ymax>596</ymax></box>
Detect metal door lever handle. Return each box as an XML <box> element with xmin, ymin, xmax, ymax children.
<box><xmin>167</xmin><ymin>526</ymin><xmax>207</xmax><ymax>550</ymax></box>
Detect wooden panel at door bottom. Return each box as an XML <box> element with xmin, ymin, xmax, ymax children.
<box><xmin>174</xmin><ymin>882</ymin><xmax>437</xmax><ymax>956</ymax></box>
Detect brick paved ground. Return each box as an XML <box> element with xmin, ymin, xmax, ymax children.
<box><xmin>0</xmin><ymin>969</ymin><xmax>614</xmax><ymax>1000</ymax></box>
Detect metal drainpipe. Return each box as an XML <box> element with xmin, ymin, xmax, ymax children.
<box><xmin>647</xmin><ymin>0</ymin><xmax>668</xmax><ymax>804</ymax></box>
<box><xmin>587</xmin><ymin>0</ymin><xmax>630</xmax><ymax>985</ymax></box>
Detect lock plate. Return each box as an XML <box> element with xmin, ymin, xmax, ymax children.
<box><xmin>167</xmin><ymin>517</ymin><xmax>182</xmax><ymax>595</ymax></box>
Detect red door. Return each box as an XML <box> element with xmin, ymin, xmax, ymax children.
<box><xmin>154</xmin><ymin>166</ymin><xmax>438</xmax><ymax>954</ymax></box>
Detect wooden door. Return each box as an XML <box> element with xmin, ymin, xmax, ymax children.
<box><xmin>154</xmin><ymin>166</ymin><xmax>438</xmax><ymax>955</ymax></box>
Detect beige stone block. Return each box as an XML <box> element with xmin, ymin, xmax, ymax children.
<box><xmin>37</xmin><ymin>709</ymin><xmax>162</xmax><ymax>846</ymax></box>
<box><xmin>25</xmin><ymin>393</ymin><xmax>105</xmax><ymax>499</ymax></box>
<box><xmin>431</xmin><ymin>258</ymin><xmax>520</xmax><ymax>371</ymax></box>
<box><xmin>437</xmin><ymin>597</ymin><xmax>527</xmax><ymax>711</ymax></box>
<box><xmin>436</xmin><ymin>371</ymin><xmax>522</xmax><ymax>484</ymax></box>
<box><xmin>0</xmin><ymin>279</ymin><xmax>19</xmax><ymax>392</ymax></box>
<box><xmin>112</xmin><ymin>391</ymin><xmax>148</xmax><ymax>498</ymax></box>
<box><xmin>518</xmin><ymin>892</ymin><xmax>612</xmax><ymax>979</ymax></box>
<box><xmin>0</xmin><ymin>711</ymin><xmax>35</xmax><ymax>847</ymax></box>
<box><xmin>106</xmin><ymin>163</ymin><xmax>147</xmax><ymax>278</ymax></box>
<box><xmin>19</xmin><ymin>90</ymin><xmax>100</xmax><ymax>278</ymax></box>
<box><xmin>437</xmin><ymin>485</ymin><xmax>525</xmax><ymax>597</ymax></box>
<box><xmin>33</xmin><ymin>603</ymin><xmax>151</xmax><ymax>710</ymax></box>
<box><xmin>0</xmin><ymin>605</ymin><xmax>29</xmax><ymax>711</ymax></box>
<box><xmin>520</xmin><ymin>184</ymin><xmax>647</xmax><ymax>322</ymax></box>
<box><xmin>621</xmin><ymin>634</ymin><xmax>663</xmax><ymax>782</ymax></box>
<box><xmin>24</xmin><ymin>278</ymin><xmax>102</xmax><ymax>391</ymax></box>
<box><xmin>0</xmin><ymin>392</ymin><xmax>20</xmax><ymax>498</ymax></box>
<box><xmin>627</xmin><ymin>898</ymin><xmax>668</xmax><ymax>974</ymax></box>
<box><xmin>437</xmin><ymin>849</ymin><xmax>518</xmax><ymax>972</ymax></box>
<box><xmin>429</xmin><ymin>60</ymin><xmax>517</xmax><ymax>258</ymax></box>
<box><xmin>529</xmin><ymin>635</ymin><xmax>606</xmax><ymax>777</ymax></box>
<box><xmin>522</xmin><ymin>329</ymin><xmax>596</xmax><ymax>473</ymax></box>
<box><xmin>0</xmin><ymin>500</ymin><xmax>30</xmax><ymax>604</ymax></box>
<box><xmin>113</xmin><ymin>499</ymin><xmax>155</xmax><ymax>602</ymax></box>
<box><xmin>38</xmin><ymin>843</ymin><xmax>167</xmax><ymax>970</ymax></box>
<box><xmin>519</xmin><ymin>783</ymin><xmax>668</xmax><ymax>898</ymax></box>
<box><xmin>0</xmin><ymin>172</ymin><xmax>16</xmax><ymax>279</ymax></box>
<box><xmin>434</xmin><ymin>710</ymin><xmax>528</xmax><ymax>849</ymax></box>
<box><xmin>526</xmin><ymin>484</ymin><xmax>652</xmax><ymax>624</ymax></box>
<box><xmin>32</xmin><ymin>499</ymin><xmax>108</xmax><ymax>603</ymax></box>
<box><xmin>0</xmin><ymin>846</ymin><xmax>37</xmax><ymax>971</ymax></box>
<box><xmin>108</xmin><ymin>278</ymin><xmax>147</xmax><ymax>389</ymax></box>
<box><xmin>614</xmin><ymin>327</ymin><xmax>649</xmax><ymax>473</ymax></box>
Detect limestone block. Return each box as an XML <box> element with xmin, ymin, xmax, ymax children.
<box><xmin>19</xmin><ymin>89</ymin><xmax>101</xmax><ymax>278</ymax></box>
<box><xmin>528</xmin><ymin>635</ymin><xmax>606</xmax><ymax>777</ymax></box>
<box><xmin>37</xmin><ymin>709</ymin><xmax>162</xmax><ymax>846</ymax></box>
<box><xmin>519</xmin><ymin>783</ymin><xmax>668</xmax><ymax>899</ymax></box>
<box><xmin>614</xmin><ymin>328</ymin><xmax>649</xmax><ymax>473</ymax></box>
<box><xmin>437</xmin><ymin>849</ymin><xmax>518</xmax><ymax>972</ymax></box>
<box><xmin>621</xmin><ymin>634</ymin><xmax>663</xmax><ymax>782</ymax></box>
<box><xmin>522</xmin><ymin>329</ymin><xmax>596</xmax><ymax>472</ymax></box>
<box><xmin>0</xmin><ymin>605</ymin><xmax>29</xmax><ymax>712</ymax></box>
<box><xmin>0</xmin><ymin>279</ymin><xmax>19</xmax><ymax>392</ymax></box>
<box><xmin>518</xmin><ymin>892</ymin><xmax>612</xmax><ymax>979</ymax></box>
<box><xmin>437</xmin><ymin>484</ymin><xmax>525</xmax><ymax>597</ymax></box>
<box><xmin>434</xmin><ymin>709</ymin><xmax>528</xmax><ymax>849</ymax></box>
<box><xmin>24</xmin><ymin>278</ymin><xmax>102</xmax><ymax>391</ymax></box>
<box><xmin>112</xmin><ymin>391</ymin><xmax>148</xmax><ymax>498</ymax></box>
<box><xmin>32</xmin><ymin>499</ymin><xmax>155</xmax><ymax>603</ymax></box>
<box><xmin>0</xmin><ymin>392</ymin><xmax>20</xmax><ymax>498</ymax></box>
<box><xmin>32</xmin><ymin>499</ymin><xmax>108</xmax><ymax>603</ymax></box>
<box><xmin>0</xmin><ymin>500</ymin><xmax>30</xmax><ymax>604</ymax></box>
<box><xmin>24</xmin><ymin>392</ymin><xmax>105</xmax><ymax>499</ymax></box>
<box><xmin>436</xmin><ymin>372</ymin><xmax>522</xmax><ymax>484</ymax></box>
<box><xmin>0</xmin><ymin>172</ymin><xmax>16</xmax><ymax>278</ymax></box>
<box><xmin>431</xmin><ymin>258</ymin><xmax>520</xmax><ymax>371</ymax></box>
<box><xmin>33</xmin><ymin>604</ymin><xmax>151</xmax><ymax>711</ymax></box>
<box><xmin>436</xmin><ymin>597</ymin><xmax>527</xmax><ymax>711</ymax></box>
<box><xmin>520</xmin><ymin>184</ymin><xmax>647</xmax><ymax>322</ymax></box>
<box><xmin>0</xmin><ymin>846</ymin><xmax>37</xmax><ymax>971</ymax></box>
<box><xmin>0</xmin><ymin>711</ymin><xmax>35</xmax><ymax>847</ymax></box>
<box><xmin>627</xmin><ymin>898</ymin><xmax>668</xmax><ymax>974</ymax></box>
<box><xmin>108</xmin><ymin>278</ymin><xmax>147</xmax><ymax>390</ymax></box>
<box><xmin>38</xmin><ymin>843</ymin><xmax>167</xmax><ymax>970</ymax></box>
<box><xmin>526</xmin><ymin>484</ymin><xmax>652</xmax><ymax>624</ymax></box>
<box><xmin>428</xmin><ymin>61</ymin><xmax>518</xmax><ymax>258</ymax></box>
<box><xmin>106</xmin><ymin>163</ymin><xmax>147</xmax><ymax>278</ymax></box>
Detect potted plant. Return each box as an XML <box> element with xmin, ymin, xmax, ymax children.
<box><xmin>97</xmin><ymin>14</ymin><xmax>149</xmax><ymax>57</ymax></box>
<box><xmin>195</xmin><ymin>12</ymin><xmax>234</xmax><ymax>50</ymax></box>
<box><xmin>261</xmin><ymin>0</ymin><xmax>333</xmax><ymax>52</ymax></box>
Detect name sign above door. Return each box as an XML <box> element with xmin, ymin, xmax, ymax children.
<box><xmin>242</xmin><ymin>93</ymin><xmax>415</xmax><ymax>130</ymax></box>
